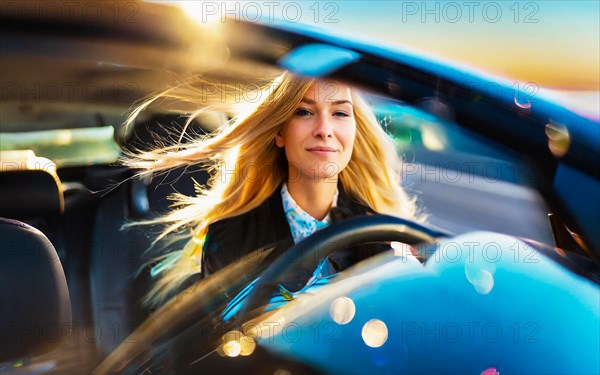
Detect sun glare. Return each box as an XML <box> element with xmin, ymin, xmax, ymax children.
<box><xmin>179</xmin><ymin>1</ymin><xmax>226</xmax><ymax>26</ymax></box>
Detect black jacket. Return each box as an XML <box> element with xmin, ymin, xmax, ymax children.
<box><xmin>202</xmin><ymin>183</ymin><xmax>385</xmax><ymax>289</ymax></box>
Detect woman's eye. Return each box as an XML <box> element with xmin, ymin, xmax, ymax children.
<box><xmin>333</xmin><ymin>111</ymin><xmax>350</xmax><ymax>117</ymax></box>
<box><xmin>295</xmin><ymin>108</ymin><xmax>312</xmax><ymax>116</ymax></box>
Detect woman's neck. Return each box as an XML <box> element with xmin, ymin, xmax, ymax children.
<box><xmin>286</xmin><ymin>177</ymin><xmax>338</xmax><ymax>221</ymax></box>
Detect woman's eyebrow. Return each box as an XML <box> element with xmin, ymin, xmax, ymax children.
<box><xmin>300</xmin><ymin>98</ymin><xmax>353</xmax><ymax>106</ymax></box>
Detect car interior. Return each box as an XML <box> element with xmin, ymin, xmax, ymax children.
<box><xmin>1</xmin><ymin>2</ymin><xmax>598</xmax><ymax>373</ymax></box>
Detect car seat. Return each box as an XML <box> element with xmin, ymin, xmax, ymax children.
<box><xmin>0</xmin><ymin>217</ymin><xmax>72</xmax><ymax>363</ymax></box>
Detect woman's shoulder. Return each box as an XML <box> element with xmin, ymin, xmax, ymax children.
<box><xmin>203</xmin><ymin>208</ymin><xmax>259</xmax><ymax>254</ymax></box>
<box><xmin>203</xmin><ymin>186</ymin><xmax>293</xmax><ymax>274</ymax></box>
<box><xmin>205</xmin><ymin>187</ymin><xmax>282</xmax><ymax>237</ymax></box>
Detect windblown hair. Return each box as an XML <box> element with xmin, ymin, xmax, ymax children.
<box><xmin>121</xmin><ymin>71</ymin><xmax>418</xmax><ymax>306</ymax></box>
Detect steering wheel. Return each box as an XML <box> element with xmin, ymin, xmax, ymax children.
<box><xmin>235</xmin><ymin>214</ymin><xmax>448</xmax><ymax>319</ymax></box>
<box><xmin>94</xmin><ymin>214</ymin><xmax>447</xmax><ymax>374</ymax></box>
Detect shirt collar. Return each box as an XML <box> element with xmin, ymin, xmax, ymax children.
<box><xmin>281</xmin><ymin>182</ymin><xmax>339</xmax><ymax>244</ymax></box>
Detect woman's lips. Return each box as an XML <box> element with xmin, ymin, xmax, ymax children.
<box><xmin>307</xmin><ymin>147</ymin><xmax>336</xmax><ymax>157</ymax></box>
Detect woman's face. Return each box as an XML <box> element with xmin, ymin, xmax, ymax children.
<box><xmin>276</xmin><ymin>81</ymin><xmax>356</xmax><ymax>182</ymax></box>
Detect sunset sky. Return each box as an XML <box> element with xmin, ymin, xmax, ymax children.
<box><xmin>324</xmin><ymin>1</ymin><xmax>599</xmax><ymax>90</ymax></box>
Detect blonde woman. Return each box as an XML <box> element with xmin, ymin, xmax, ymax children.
<box><xmin>123</xmin><ymin>71</ymin><xmax>418</xmax><ymax>306</ymax></box>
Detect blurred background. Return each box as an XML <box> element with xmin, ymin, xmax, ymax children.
<box><xmin>174</xmin><ymin>0</ymin><xmax>599</xmax><ymax>119</ymax></box>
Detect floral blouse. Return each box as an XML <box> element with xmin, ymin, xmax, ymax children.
<box><xmin>280</xmin><ymin>182</ymin><xmax>339</xmax><ymax>244</ymax></box>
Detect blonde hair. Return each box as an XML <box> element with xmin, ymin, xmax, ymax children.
<box><xmin>122</xmin><ymin>72</ymin><xmax>418</xmax><ymax>305</ymax></box>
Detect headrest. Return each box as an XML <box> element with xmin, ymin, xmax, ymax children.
<box><xmin>0</xmin><ymin>218</ymin><xmax>72</xmax><ymax>362</ymax></box>
<box><xmin>117</xmin><ymin>113</ymin><xmax>225</xmax><ymax>152</ymax></box>
<box><xmin>0</xmin><ymin>151</ymin><xmax>63</xmax><ymax>219</ymax></box>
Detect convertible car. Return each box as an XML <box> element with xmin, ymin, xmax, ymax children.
<box><xmin>1</xmin><ymin>1</ymin><xmax>598</xmax><ymax>374</ymax></box>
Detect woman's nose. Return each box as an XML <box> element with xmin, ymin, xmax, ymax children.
<box><xmin>313</xmin><ymin>115</ymin><xmax>333</xmax><ymax>139</ymax></box>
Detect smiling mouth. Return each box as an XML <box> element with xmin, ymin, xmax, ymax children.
<box><xmin>307</xmin><ymin>147</ymin><xmax>336</xmax><ymax>152</ymax></box>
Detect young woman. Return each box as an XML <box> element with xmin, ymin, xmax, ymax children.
<box><xmin>123</xmin><ymin>72</ymin><xmax>419</xmax><ymax>306</ymax></box>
